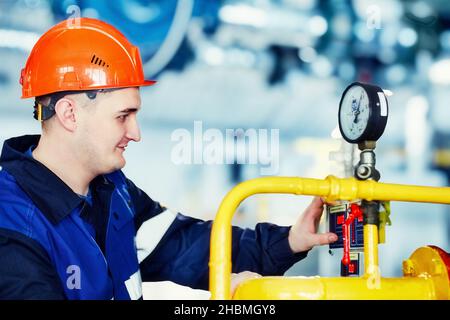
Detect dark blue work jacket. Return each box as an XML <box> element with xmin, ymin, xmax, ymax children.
<box><xmin>0</xmin><ymin>135</ymin><xmax>306</xmax><ymax>299</ymax></box>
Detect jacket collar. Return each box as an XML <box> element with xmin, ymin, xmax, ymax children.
<box><xmin>0</xmin><ymin>135</ymin><xmax>104</xmax><ymax>224</ymax></box>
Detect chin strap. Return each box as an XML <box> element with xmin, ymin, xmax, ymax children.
<box><xmin>33</xmin><ymin>100</ymin><xmax>55</xmax><ymax>121</ymax></box>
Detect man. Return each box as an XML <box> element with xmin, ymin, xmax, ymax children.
<box><xmin>0</xmin><ymin>18</ymin><xmax>337</xmax><ymax>299</ymax></box>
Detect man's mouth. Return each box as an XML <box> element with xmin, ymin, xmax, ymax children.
<box><xmin>117</xmin><ymin>145</ymin><xmax>127</xmax><ymax>151</ymax></box>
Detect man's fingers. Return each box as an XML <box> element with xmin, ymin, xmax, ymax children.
<box><xmin>303</xmin><ymin>197</ymin><xmax>325</xmax><ymax>220</ymax></box>
<box><xmin>312</xmin><ymin>232</ymin><xmax>338</xmax><ymax>246</ymax></box>
<box><xmin>230</xmin><ymin>271</ymin><xmax>262</xmax><ymax>295</ymax></box>
<box><xmin>311</xmin><ymin>196</ymin><xmax>325</xmax><ymax>208</ymax></box>
<box><xmin>320</xmin><ymin>197</ymin><xmax>339</xmax><ymax>206</ymax></box>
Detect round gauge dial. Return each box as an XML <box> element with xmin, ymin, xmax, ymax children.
<box><xmin>338</xmin><ymin>82</ymin><xmax>388</xmax><ymax>143</ymax></box>
<box><xmin>339</xmin><ymin>85</ymin><xmax>370</xmax><ymax>141</ymax></box>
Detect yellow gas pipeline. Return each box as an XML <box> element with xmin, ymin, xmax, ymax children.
<box><xmin>209</xmin><ymin>175</ymin><xmax>450</xmax><ymax>300</ymax></box>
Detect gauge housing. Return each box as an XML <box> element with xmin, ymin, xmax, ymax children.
<box><xmin>338</xmin><ymin>82</ymin><xmax>389</xmax><ymax>143</ymax></box>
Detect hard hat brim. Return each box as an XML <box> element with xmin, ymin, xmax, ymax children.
<box><xmin>142</xmin><ymin>80</ymin><xmax>157</xmax><ymax>86</ymax></box>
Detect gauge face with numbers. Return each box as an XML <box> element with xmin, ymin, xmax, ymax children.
<box><xmin>338</xmin><ymin>82</ymin><xmax>389</xmax><ymax>143</ymax></box>
<box><xmin>339</xmin><ymin>85</ymin><xmax>370</xmax><ymax>141</ymax></box>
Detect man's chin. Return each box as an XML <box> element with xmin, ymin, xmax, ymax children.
<box><xmin>100</xmin><ymin>159</ymin><xmax>126</xmax><ymax>174</ymax></box>
<box><xmin>114</xmin><ymin>158</ymin><xmax>126</xmax><ymax>171</ymax></box>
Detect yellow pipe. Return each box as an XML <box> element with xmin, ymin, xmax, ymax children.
<box><xmin>209</xmin><ymin>176</ymin><xmax>450</xmax><ymax>299</ymax></box>
<box><xmin>233</xmin><ymin>246</ymin><xmax>449</xmax><ymax>300</ymax></box>
<box><xmin>232</xmin><ymin>276</ymin><xmax>436</xmax><ymax>300</ymax></box>
<box><xmin>364</xmin><ymin>224</ymin><xmax>379</xmax><ymax>277</ymax></box>
<box><xmin>209</xmin><ymin>177</ymin><xmax>330</xmax><ymax>299</ymax></box>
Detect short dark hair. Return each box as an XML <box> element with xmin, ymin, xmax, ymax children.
<box><xmin>34</xmin><ymin>89</ymin><xmax>112</xmax><ymax>121</ymax></box>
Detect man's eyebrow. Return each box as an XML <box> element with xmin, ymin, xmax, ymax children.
<box><xmin>117</xmin><ymin>107</ymin><xmax>140</xmax><ymax>113</ymax></box>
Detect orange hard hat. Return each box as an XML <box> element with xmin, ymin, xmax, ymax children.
<box><xmin>20</xmin><ymin>17</ymin><xmax>156</xmax><ymax>98</ymax></box>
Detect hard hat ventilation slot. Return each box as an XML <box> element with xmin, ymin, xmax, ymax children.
<box><xmin>90</xmin><ymin>54</ymin><xmax>109</xmax><ymax>68</ymax></box>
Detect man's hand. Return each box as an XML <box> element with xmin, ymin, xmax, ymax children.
<box><xmin>230</xmin><ymin>271</ymin><xmax>261</xmax><ymax>296</ymax></box>
<box><xmin>288</xmin><ymin>197</ymin><xmax>338</xmax><ymax>253</ymax></box>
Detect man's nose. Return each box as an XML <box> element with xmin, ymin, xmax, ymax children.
<box><xmin>126</xmin><ymin>117</ymin><xmax>141</xmax><ymax>142</ymax></box>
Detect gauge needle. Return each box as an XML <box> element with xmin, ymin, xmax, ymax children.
<box><xmin>353</xmin><ymin>92</ymin><xmax>363</xmax><ymax>123</ymax></box>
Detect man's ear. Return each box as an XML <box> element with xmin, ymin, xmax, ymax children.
<box><xmin>54</xmin><ymin>98</ymin><xmax>77</xmax><ymax>132</ymax></box>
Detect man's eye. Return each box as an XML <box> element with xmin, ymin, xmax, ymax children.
<box><xmin>118</xmin><ymin>115</ymin><xmax>128</xmax><ymax>121</ymax></box>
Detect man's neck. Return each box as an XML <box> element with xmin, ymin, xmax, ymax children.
<box><xmin>32</xmin><ymin>136</ymin><xmax>94</xmax><ymax>196</ymax></box>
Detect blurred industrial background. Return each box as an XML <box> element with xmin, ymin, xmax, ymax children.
<box><xmin>1</xmin><ymin>0</ymin><xmax>450</xmax><ymax>299</ymax></box>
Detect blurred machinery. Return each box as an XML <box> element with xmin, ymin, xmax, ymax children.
<box><xmin>2</xmin><ymin>0</ymin><xmax>450</xmax><ymax>134</ymax></box>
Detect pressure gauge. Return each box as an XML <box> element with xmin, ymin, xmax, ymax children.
<box><xmin>338</xmin><ymin>82</ymin><xmax>388</xmax><ymax>143</ymax></box>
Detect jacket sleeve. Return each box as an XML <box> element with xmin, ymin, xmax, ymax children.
<box><xmin>0</xmin><ymin>228</ymin><xmax>66</xmax><ymax>299</ymax></box>
<box><xmin>127</xmin><ymin>179</ymin><xmax>309</xmax><ymax>290</ymax></box>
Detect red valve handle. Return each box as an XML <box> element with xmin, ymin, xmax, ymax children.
<box><xmin>342</xmin><ymin>203</ymin><xmax>363</xmax><ymax>266</ymax></box>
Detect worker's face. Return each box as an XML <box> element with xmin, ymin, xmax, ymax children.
<box><xmin>75</xmin><ymin>87</ymin><xmax>141</xmax><ymax>174</ymax></box>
